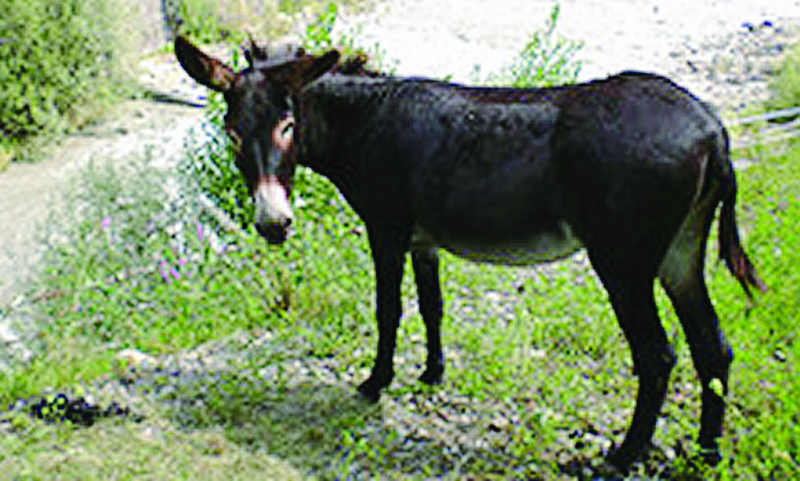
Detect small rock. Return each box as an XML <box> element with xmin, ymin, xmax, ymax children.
<box><xmin>114</xmin><ymin>348</ymin><xmax>157</xmax><ymax>375</ymax></box>
<box><xmin>488</xmin><ymin>416</ymin><xmax>509</xmax><ymax>432</ymax></box>
<box><xmin>0</xmin><ymin>321</ymin><xmax>20</xmax><ymax>344</ymax></box>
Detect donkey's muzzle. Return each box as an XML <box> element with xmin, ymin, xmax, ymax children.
<box><xmin>254</xmin><ymin>176</ymin><xmax>294</xmax><ymax>245</ymax></box>
<box><xmin>256</xmin><ymin>219</ymin><xmax>291</xmax><ymax>245</ymax></box>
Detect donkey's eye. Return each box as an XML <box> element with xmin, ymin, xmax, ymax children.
<box><xmin>226</xmin><ymin>128</ymin><xmax>242</xmax><ymax>149</ymax></box>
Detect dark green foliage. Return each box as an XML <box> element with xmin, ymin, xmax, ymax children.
<box><xmin>0</xmin><ymin>0</ymin><xmax>131</xmax><ymax>143</ymax></box>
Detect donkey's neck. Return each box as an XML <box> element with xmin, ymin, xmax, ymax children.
<box><xmin>296</xmin><ymin>74</ymin><xmax>399</xmax><ymax>175</ymax></box>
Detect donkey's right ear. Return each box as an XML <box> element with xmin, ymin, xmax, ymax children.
<box><xmin>175</xmin><ymin>35</ymin><xmax>236</xmax><ymax>92</ymax></box>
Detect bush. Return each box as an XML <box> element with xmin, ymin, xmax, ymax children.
<box><xmin>0</xmin><ymin>0</ymin><xmax>134</xmax><ymax>146</ymax></box>
<box><xmin>171</xmin><ymin>0</ymin><xmax>338</xmax><ymax>46</ymax></box>
<box><xmin>767</xmin><ymin>42</ymin><xmax>800</xmax><ymax>112</ymax></box>
<box><xmin>482</xmin><ymin>4</ymin><xmax>582</xmax><ymax>87</ymax></box>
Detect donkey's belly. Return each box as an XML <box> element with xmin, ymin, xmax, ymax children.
<box><xmin>412</xmin><ymin>221</ymin><xmax>583</xmax><ymax>266</ymax></box>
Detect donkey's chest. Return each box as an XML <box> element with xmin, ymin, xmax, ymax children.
<box><xmin>411</xmin><ymin>221</ymin><xmax>583</xmax><ymax>266</ymax></box>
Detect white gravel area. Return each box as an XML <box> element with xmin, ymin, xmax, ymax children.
<box><xmin>335</xmin><ymin>0</ymin><xmax>800</xmax><ymax>91</ymax></box>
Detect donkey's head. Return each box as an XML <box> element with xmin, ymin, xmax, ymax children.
<box><xmin>175</xmin><ymin>35</ymin><xmax>340</xmax><ymax>244</ymax></box>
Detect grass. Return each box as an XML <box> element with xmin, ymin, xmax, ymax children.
<box><xmin>3</xmin><ymin>138</ymin><xmax>799</xmax><ymax>479</ymax></box>
<box><xmin>2</xmin><ymin>9</ymin><xmax>799</xmax><ymax>481</ymax></box>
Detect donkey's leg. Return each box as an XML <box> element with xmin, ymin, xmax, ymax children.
<box><xmin>411</xmin><ymin>248</ymin><xmax>444</xmax><ymax>385</ymax></box>
<box><xmin>661</xmin><ymin>277</ymin><xmax>731</xmax><ymax>464</ymax></box>
<box><xmin>659</xmin><ymin>204</ymin><xmax>731</xmax><ymax>465</ymax></box>
<box><xmin>358</xmin><ymin>227</ymin><xmax>408</xmax><ymax>403</ymax></box>
<box><xmin>590</xmin><ymin>254</ymin><xmax>676</xmax><ymax>472</ymax></box>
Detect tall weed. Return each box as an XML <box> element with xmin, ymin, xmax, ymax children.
<box><xmin>483</xmin><ymin>4</ymin><xmax>582</xmax><ymax>87</ymax></box>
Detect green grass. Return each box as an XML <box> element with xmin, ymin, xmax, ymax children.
<box><xmin>4</xmin><ymin>138</ymin><xmax>797</xmax><ymax>479</ymax></box>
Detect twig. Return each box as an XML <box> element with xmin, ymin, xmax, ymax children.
<box><xmin>734</xmin><ymin>106</ymin><xmax>800</xmax><ymax>126</ymax></box>
<box><xmin>195</xmin><ymin>193</ymin><xmax>246</xmax><ymax>236</ymax></box>
<box><xmin>733</xmin><ymin>127</ymin><xmax>800</xmax><ymax>150</ymax></box>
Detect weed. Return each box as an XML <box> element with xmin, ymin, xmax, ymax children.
<box><xmin>482</xmin><ymin>4</ymin><xmax>583</xmax><ymax>87</ymax></box>
<box><xmin>767</xmin><ymin>42</ymin><xmax>800</xmax><ymax>112</ymax></box>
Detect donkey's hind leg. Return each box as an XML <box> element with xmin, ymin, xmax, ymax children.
<box><xmin>411</xmin><ymin>248</ymin><xmax>445</xmax><ymax>385</ymax></box>
<box><xmin>588</xmin><ymin>249</ymin><xmax>676</xmax><ymax>472</ymax></box>
<box><xmin>659</xmin><ymin>201</ymin><xmax>731</xmax><ymax>465</ymax></box>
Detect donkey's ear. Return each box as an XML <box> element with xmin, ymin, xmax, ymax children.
<box><xmin>175</xmin><ymin>35</ymin><xmax>236</xmax><ymax>92</ymax></box>
<box><xmin>300</xmin><ymin>50</ymin><xmax>341</xmax><ymax>85</ymax></box>
<box><xmin>270</xmin><ymin>50</ymin><xmax>340</xmax><ymax>93</ymax></box>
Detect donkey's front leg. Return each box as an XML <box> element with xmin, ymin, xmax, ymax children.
<box><xmin>411</xmin><ymin>248</ymin><xmax>444</xmax><ymax>385</ymax></box>
<box><xmin>358</xmin><ymin>227</ymin><xmax>408</xmax><ymax>403</ymax></box>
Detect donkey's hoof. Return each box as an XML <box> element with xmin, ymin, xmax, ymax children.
<box><xmin>418</xmin><ymin>366</ymin><xmax>444</xmax><ymax>386</ymax></box>
<box><xmin>356</xmin><ymin>379</ymin><xmax>383</xmax><ymax>404</ymax></box>
<box><xmin>604</xmin><ymin>448</ymin><xmax>635</xmax><ymax>476</ymax></box>
<box><xmin>698</xmin><ymin>446</ymin><xmax>722</xmax><ymax>466</ymax></box>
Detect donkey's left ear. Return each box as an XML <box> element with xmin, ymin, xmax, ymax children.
<box><xmin>272</xmin><ymin>50</ymin><xmax>340</xmax><ymax>93</ymax></box>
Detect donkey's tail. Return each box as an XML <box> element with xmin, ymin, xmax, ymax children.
<box><xmin>714</xmin><ymin>130</ymin><xmax>767</xmax><ymax>299</ymax></box>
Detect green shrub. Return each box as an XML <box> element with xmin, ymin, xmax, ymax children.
<box><xmin>179</xmin><ymin>49</ymin><xmax>253</xmax><ymax>229</ymax></box>
<box><xmin>0</xmin><ymin>0</ymin><xmax>134</xmax><ymax>145</ymax></box>
<box><xmin>767</xmin><ymin>42</ymin><xmax>800</xmax><ymax>112</ymax></box>
<box><xmin>172</xmin><ymin>0</ymin><xmax>331</xmax><ymax>45</ymax></box>
<box><xmin>482</xmin><ymin>4</ymin><xmax>583</xmax><ymax>87</ymax></box>
<box><xmin>301</xmin><ymin>1</ymin><xmax>395</xmax><ymax>73</ymax></box>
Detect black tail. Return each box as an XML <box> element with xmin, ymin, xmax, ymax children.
<box><xmin>714</xmin><ymin>130</ymin><xmax>766</xmax><ymax>299</ymax></box>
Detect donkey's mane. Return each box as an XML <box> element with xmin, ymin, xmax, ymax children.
<box><xmin>244</xmin><ymin>39</ymin><xmax>385</xmax><ymax>79</ymax></box>
<box><xmin>328</xmin><ymin>52</ymin><xmax>387</xmax><ymax>78</ymax></box>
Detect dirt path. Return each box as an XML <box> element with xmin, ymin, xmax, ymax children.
<box><xmin>0</xmin><ymin>53</ymin><xmax>211</xmax><ymax>307</ymax></box>
<box><xmin>1</xmin><ymin>0</ymin><xmax>799</xmax><ymax>339</ymax></box>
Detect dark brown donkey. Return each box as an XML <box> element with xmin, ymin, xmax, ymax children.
<box><xmin>175</xmin><ymin>35</ymin><xmax>765</xmax><ymax>472</ymax></box>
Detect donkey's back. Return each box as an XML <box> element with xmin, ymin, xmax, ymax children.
<box><xmin>330</xmin><ymin>72</ymin><xmax>727</xmax><ymax>269</ymax></box>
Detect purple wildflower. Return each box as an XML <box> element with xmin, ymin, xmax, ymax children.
<box><xmin>101</xmin><ymin>217</ymin><xmax>112</xmax><ymax>229</ymax></box>
<box><xmin>159</xmin><ymin>260</ymin><xmax>170</xmax><ymax>283</ymax></box>
<box><xmin>196</xmin><ymin>221</ymin><xmax>204</xmax><ymax>243</ymax></box>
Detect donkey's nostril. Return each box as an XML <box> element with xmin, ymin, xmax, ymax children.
<box><xmin>256</xmin><ymin>222</ymin><xmax>288</xmax><ymax>245</ymax></box>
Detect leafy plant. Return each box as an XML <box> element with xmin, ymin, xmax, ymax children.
<box><xmin>0</xmin><ymin>0</ymin><xmax>134</xmax><ymax>149</ymax></box>
<box><xmin>485</xmin><ymin>4</ymin><xmax>583</xmax><ymax>87</ymax></box>
<box><xmin>767</xmin><ymin>41</ymin><xmax>800</xmax><ymax>112</ymax></box>
<box><xmin>302</xmin><ymin>1</ymin><xmax>396</xmax><ymax>73</ymax></box>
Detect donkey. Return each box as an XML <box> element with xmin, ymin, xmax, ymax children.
<box><xmin>175</xmin><ymin>35</ymin><xmax>765</xmax><ymax>472</ymax></box>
